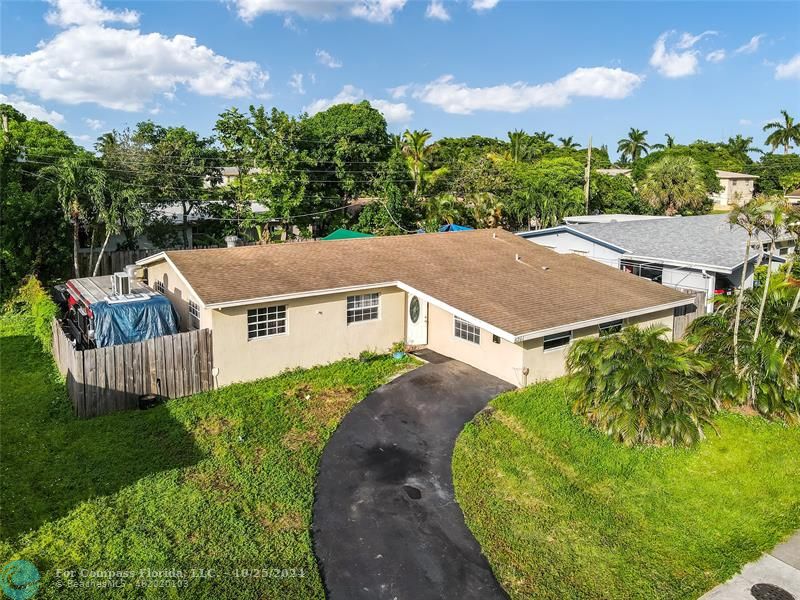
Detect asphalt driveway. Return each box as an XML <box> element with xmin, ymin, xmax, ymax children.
<box><xmin>312</xmin><ymin>354</ymin><xmax>513</xmax><ymax>600</ymax></box>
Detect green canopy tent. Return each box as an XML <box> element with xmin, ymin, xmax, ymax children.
<box><xmin>321</xmin><ymin>228</ymin><xmax>375</xmax><ymax>241</ymax></box>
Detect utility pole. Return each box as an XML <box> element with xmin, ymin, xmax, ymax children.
<box><xmin>583</xmin><ymin>135</ymin><xmax>592</xmax><ymax>215</ymax></box>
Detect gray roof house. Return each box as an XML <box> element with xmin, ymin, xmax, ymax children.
<box><xmin>518</xmin><ymin>214</ymin><xmax>793</xmax><ymax>312</ymax></box>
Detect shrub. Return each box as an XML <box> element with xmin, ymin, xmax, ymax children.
<box><xmin>4</xmin><ymin>276</ymin><xmax>59</xmax><ymax>352</ymax></box>
<box><xmin>566</xmin><ymin>326</ymin><xmax>715</xmax><ymax>447</ymax></box>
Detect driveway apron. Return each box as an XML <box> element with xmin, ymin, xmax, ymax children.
<box><xmin>312</xmin><ymin>355</ymin><xmax>513</xmax><ymax>600</ymax></box>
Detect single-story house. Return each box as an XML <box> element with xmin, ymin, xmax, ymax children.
<box><xmin>136</xmin><ymin>229</ymin><xmax>693</xmax><ymax>388</ymax></box>
<box><xmin>518</xmin><ymin>214</ymin><xmax>792</xmax><ymax>313</ymax></box>
<box><xmin>786</xmin><ymin>188</ymin><xmax>800</xmax><ymax>205</ymax></box>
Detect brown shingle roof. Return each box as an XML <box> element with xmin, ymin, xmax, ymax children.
<box><xmin>154</xmin><ymin>229</ymin><xmax>691</xmax><ymax>338</ymax></box>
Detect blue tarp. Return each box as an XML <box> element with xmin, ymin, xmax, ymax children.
<box><xmin>438</xmin><ymin>224</ymin><xmax>474</xmax><ymax>232</ymax></box>
<box><xmin>92</xmin><ymin>295</ymin><xmax>179</xmax><ymax>348</ymax></box>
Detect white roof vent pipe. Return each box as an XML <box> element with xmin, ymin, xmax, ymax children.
<box><xmin>224</xmin><ymin>235</ymin><xmax>239</xmax><ymax>248</ymax></box>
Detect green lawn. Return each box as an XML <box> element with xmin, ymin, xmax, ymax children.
<box><xmin>0</xmin><ymin>313</ymin><xmax>415</xmax><ymax>599</ymax></box>
<box><xmin>453</xmin><ymin>380</ymin><xmax>800</xmax><ymax>600</ymax></box>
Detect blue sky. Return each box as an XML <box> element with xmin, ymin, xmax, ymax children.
<box><xmin>1</xmin><ymin>0</ymin><xmax>798</xmax><ymax>155</ymax></box>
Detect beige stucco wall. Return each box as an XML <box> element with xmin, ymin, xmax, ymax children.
<box><xmin>425</xmin><ymin>303</ymin><xmax>526</xmax><ymax>386</ymax></box>
<box><xmin>713</xmin><ymin>177</ymin><xmax>756</xmax><ymax>208</ymax></box>
<box><xmin>211</xmin><ymin>286</ymin><xmax>405</xmax><ymax>386</ymax></box>
<box><xmin>521</xmin><ymin>308</ymin><xmax>675</xmax><ymax>383</ymax></box>
<box><xmin>144</xmin><ymin>260</ymin><xmax>210</xmax><ymax>331</ymax></box>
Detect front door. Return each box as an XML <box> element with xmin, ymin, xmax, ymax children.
<box><xmin>406</xmin><ymin>294</ymin><xmax>428</xmax><ymax>346</ymax></box>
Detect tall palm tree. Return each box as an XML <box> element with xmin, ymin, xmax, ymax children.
<box><xmin>558</xmin><ymin>136</ymin><xmax>580</xmax><ymax>150</ymax></box>
<box><xmin>728</xmin><ymin>197</ymin><xmax>771</xmax><ymax>372</ymax></box>
<box><xmin>763</xmin><ymin>109</ymin><xmax>800</xmax><ymax>154</ymax></box>
<box><xmin>40</xmin><ymin>156</ymin><xmax>107</xmax><ymax>278</ymax></box>
<box><xmin>617</xmin><ymin>128</ymin><xmax>650</xmax><ymax>163</ymax></box>
<box><xmin>423</xmin><ymin>193</ymin><xmax>460</xmax><ymax>231</ymax></box>
<box><xmin>753</xmin><ymin>198</ymin><xmax>788</xmax><ymax>340</ymax></box>
<box><xmin>507</xmin><ymin>129</ymin><xmax>531</xmax><ymax>162</ymax></box>
<box><xmin>401</xmin><ymin>129</ymin><xmax>432</xmax><ymax>197</ymax></box>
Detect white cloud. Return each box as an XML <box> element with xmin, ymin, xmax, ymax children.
<box><xmin>304</xmin><ymin>84</ymin><xmax>413</xmax><ymax>123</ymax></box>
<box><xmin>406</xmin><ymin>67</ymin><xmax>643</xmax><ymax>115</ymax></box>
<box><xmin>232</xmin><ymin>0</ymin><xmax>406</xmax><ymax>23</ymax></box>
<box><xmin>471</xmin><ymin>0</ymin><xmax>499</xmax><ymax>10</ymax></box>
<box><xmin>0</xmin><ymin>93</ymin><xmax>65</xmax><ymax>125</ymax></box>
<box><xmin>705</xmin><ymin>49</ymin><xmax>726</xmax><ymax>63</ymax></box>
<box><xmin>426</xmin><ymin>0</ymin><xmax>450</xmax><ymax>21</ymax></box>
<box><xmin>45</xmin><ymin>0</ymin><xmax>139</xmax><ymax>27</ymax></box>
<box><xmin>649</xmin><ymin>30</ymin><xmax>712</xmax><ymax>78</ymax></box>
<box><xmin>675</xmin><ymin>30</ymin><xmax>716</xmax><ymax>49</ymax></box>
<box><xmin>735</xmin><ymin>34</ymin><xmax>765</xmax><ymax>55</ymax></box>
<box><xmin>84</xmin><ymin>117</ymin><xmax>104</xmax><ymax>130</ymax></box>
<box><xmin>775</xmin><ymin>54</ymin><xmax>800</xmax><ymax>80</ymax></box>
<box><xmin>388</xmin><ymin>84</ymin><xmax>409</xmax><ymax>98</ymax></box>
<box><xmin>0</xmin><ymin>1</ymin><xmax>268</xmax><ymax>112</ymax></box>
<box><xmin>288</xmin><ymin>72</ymin><xmax>305</xmax><ymax>94</ymax></box>
<box><xmin>739</xmin><ymin>119</ymin><xmax>752</xmax><ymax>126</ymax></box>
<box><xmin>316</xmin><ymin>49</ymin><xmax>342</xmax><ymax>69</ymax></box>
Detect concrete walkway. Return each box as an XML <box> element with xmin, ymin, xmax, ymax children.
<box><xmin>701</xmin><ymin>531</ymin><xmax>800</xmax><ymax>600</ymax></box>
<box><xmin>312</xmin><ymin>354</ymin><xmax>513</xmax><ymax>600</ymax></box>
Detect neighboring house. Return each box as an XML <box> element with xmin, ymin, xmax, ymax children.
<box><xmin>137</xmin><ymin>229</ymin><xmax>692</xmax><ymax>388</ymax></box>
<box><xmin>519</xmin><ymin>214</ymin><xmax>791</xmax><ymax>313</ymax></box>
<box><xmin>711</xmin><ymin>170</ymin><xmax>758</xmax><ymax>210</ymax></box>
<box><xmin>595</xmin><ymin>168</ymin><xmax>632</xmax><ymax>177</ymax></box>
<box><xmin>786</xmin><ymin>188</ymin><xmax>800</xmax><ymax>205</ymax></box>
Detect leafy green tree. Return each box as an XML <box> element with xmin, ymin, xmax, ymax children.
<box><xmin>639</xmin><ymin>155</ymin><xmax>708</xmax><ymax>215</ymax></box>
<box><xmin>589</xmin><ymin>172</ymin><xmax>651</xmax><ymax>215</ymax></box>
<box><xmin>747</xmin><ymin>153</ymin><xmax>800</xmax><ymax>194</ymax></box>
<box><xmin>567</xmin><ymin>325</ymin><xmax>714</xmax><ymax>447</ymax></box>
<box><xmin>506</xmin><ymin>157</ymin><xmax>585</xmax><ymax>228</ymax></box>
<box><xmin>763</xmin><ymin>109</ymin><xmax>800</xmax><ymax>154</ymax></box>
<box><xmin>687</xmin><ymin>271</ymin><xmax>800</xmax><ymax>420</ymax></box>
<box><xmin>355</xmin><ymin>148</ymin><xmax>418</xmax><ymax>234</ymax></box>
<box><xmin>1</xmin><ymin>103</ymin><xmax>77</xmax><ymax>294</ymax></box>
<box><xmin>40</xmin><ymin>155</ymin><xmax>107</xmax><ymax>278</ymax></box>
<box><xmin>617</xmin><ymin>128</ymin><xmax>650</xmax><ymax>163</ymax></box>
<box><xmin>422</xmin><ymin>193</ymin><xmax>461</xmax><ymax>231</ymax></box>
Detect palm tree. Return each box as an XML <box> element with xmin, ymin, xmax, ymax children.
<box><xmin>40</xmin><ymin>156</ymin><xmax>107</xmax><ymax>278</ymax></box>
<box><xmin>558</xmin><ymin>136</ymin><xmax>580</xmax><ymax>150</ymax></box>
<box><xmin>92</xmin><ymin>187</ymin><xmax>146</xmax><ymax>276</ymax></box>
<box><xmin>617</xmin><ymin>128</ymin><xmax>650</xmax><ymax>162</ymax></box>
<box><xmin>567</xmin><ymin>325</ymin><xmax>714</xmax><ymax>447</ymax></box>
<box><xmin>402</xmin><ymin>129</ymin><xmax>432</xmax><ymax>197</ymax></box>
<box><xmin>763</xmin><ymin>109</ymin><xmax>800</xmax><ymax>154</ymax></box>
<box><xmin>728</xmin><ymin>197</ymin><xmax>771</xmax><ymax>372</ymax></box>
<box><xmin>94</xmin><ymin>132</ymin><xmax>118</xmax><ymax>155</ymax></box>
<box><xmin>423</xmin><ymin>193</ymin><xmax>460</xmax><ymax>231</ymax></box>
<box><xmin>726</xmin><ymin>134</ymin><xmax>761</xmax><ymax>159</ymax></box>
<box><xmin>467</xmin><ymin>193</ymin><xmax>504</xmax><ymax>228</ymax></box>
<box><xmin>639</xmin><ymin>155</ymin><xmax>707</xmax><ymax>215</ymax></box>
<box><xmin>651</xmin><ymin>133</ymin><xmax>676</xmax><ymax>150</ymax></box>
<box><xmin>507</xmin><ymin>129</ymin><xmax>531</xmax><ymax>163</ymax></box>
<box><xmin>752</xmin><ymin>198</ymin><xmax>788</xmax><ymax>340</ymax></box>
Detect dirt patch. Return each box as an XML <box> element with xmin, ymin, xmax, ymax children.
<box><xmin>255</xmin><ymin>504</ymin><xmax>305</xmax><ymax>533</ymax></box>
<box><xmin>282</xmin><ymin>427</ymin><xmax>320</xmax><ymax>451</ymax></box>
<box><xmin>731</xmin><ymin>404</ymin><xmax>760</xmax><ymax>417</ymax></box>
<box><xmin>194</xmin><ymin>416</ymin><xmax>236</xmax><ymax>437</ymax></box>
<box><xmin>305</xmin><ymin>386</ymin><xmax>359</xmax><ymax>426</ymax></box>
<box><xmin>184</xmin><ymin>468</ymin><xmax>237</xmax><ymax>496</ymax></box>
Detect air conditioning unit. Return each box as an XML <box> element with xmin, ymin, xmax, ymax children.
<box><xmin>112</xmin><ymin>272</ymin><xmax>131</xmax><ymax>296</ymax></box>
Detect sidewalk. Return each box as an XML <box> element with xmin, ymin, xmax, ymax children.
<box><xmin>701</xmin><ymin>531</ymin><xmax>800</xmax><ymax>600</ymax></box>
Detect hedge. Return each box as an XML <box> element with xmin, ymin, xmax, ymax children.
<box><xmin>5</xmin><ymin>276</ymin><xmax>59</xmax><ymax>352</ymax></box>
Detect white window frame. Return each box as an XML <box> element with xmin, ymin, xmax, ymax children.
<box><xmin>543</xmin><ymin>331</ymin><xmax>572</xmax><ymax>352</ymax></box>
<box><xmin>346</xmin><ymin>293</ymin><xmax>380</xmax><ymax>325</ymax></box>
<box><xmin>247</xmin><ymin>305</ymin><xmax>287</xmax><ymax>340</ymax></box>
<box><xmin>454</xmin><ymin>316</ymin><xmax>481</xmax><ymax>345</ymax></box>
<box><xmin>599</xmin><ymin>319</ymin><xmax>624</xmax><ymax>337</ymax></box>
<box><xmin>188</xmin><ymin>299</ymin><xmax>200</xmax><ymax>329</ymax></box>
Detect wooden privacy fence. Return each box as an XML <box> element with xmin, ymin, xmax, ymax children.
<box><xmin>78</xmin><ymin>249</ymin><xmax>159</xmax><ymax>278</ymax></box>
<box><xmin>673</xmin><ymin>290</ymin><xmax>707</xmax><ymax>340</ymax></box>
<box><xmin>52</xmin><ymin>319</ymin><xmax>214</xmax><ymax>418</ymax></box>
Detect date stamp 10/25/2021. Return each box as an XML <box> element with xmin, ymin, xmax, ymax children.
<box><xmin>49</xmin><ymin>566</ymin><xmax>307</xmax><ymax>591</ymax></box>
